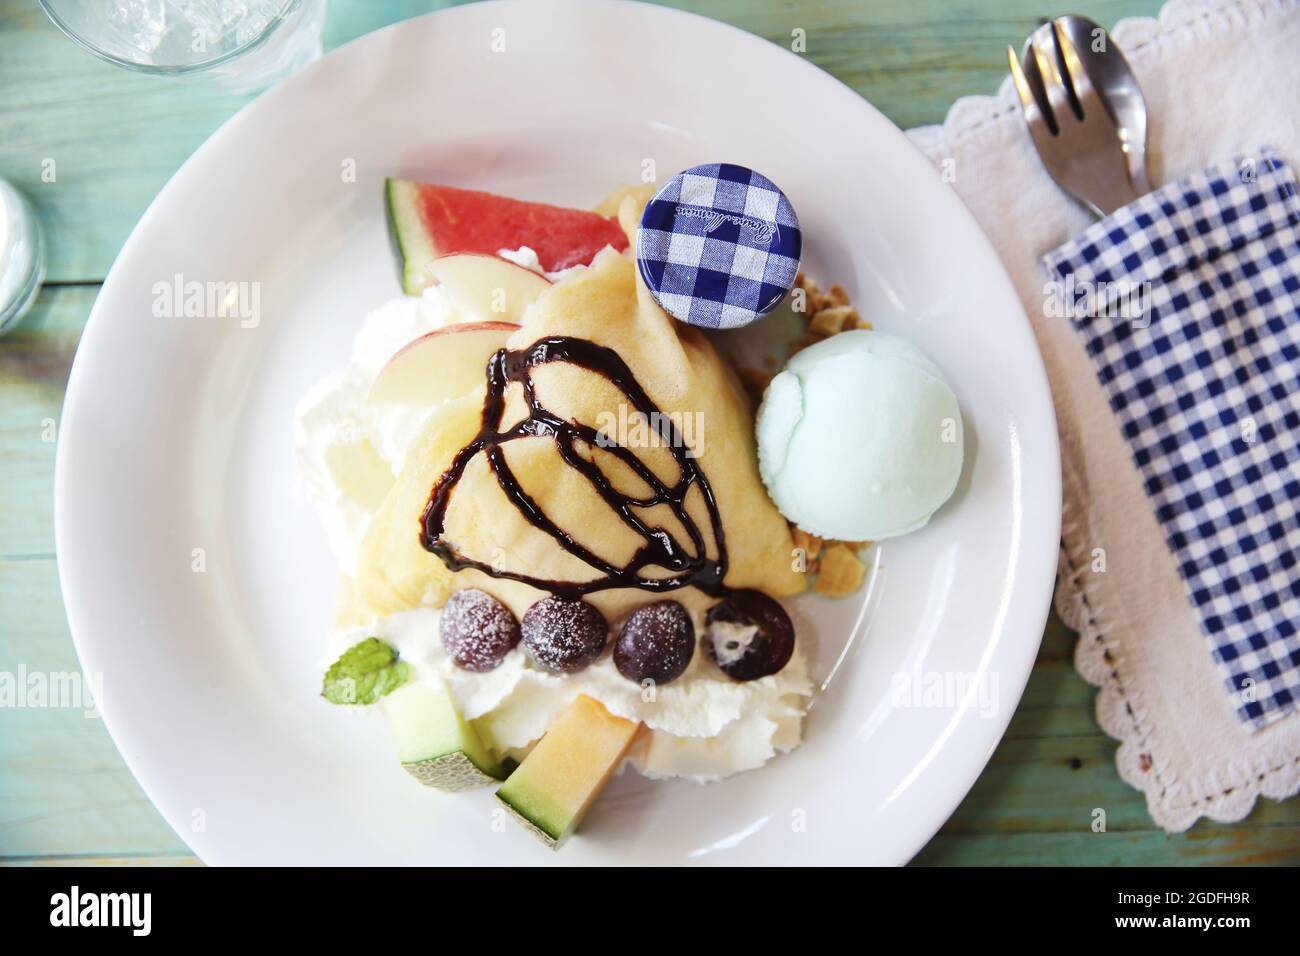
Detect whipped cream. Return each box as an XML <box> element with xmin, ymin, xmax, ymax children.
<box><xmin>299</xmin><ymin>250</ymin><xmax>813</xmax><ymax>781</ymax></box>
<box><xmin>495</xmin><ymin>245</ymin><xmax>587</xmax><ymax>283</ymax></box>
<box><xmin>332</xmin><ymin>607</ymin><xmax>811</xmax><ymax>782</ymax></box>
<box><xmin>294</xmin><ymin>290</ymin><xmax>450</xmax><ymax>574</ymax></box>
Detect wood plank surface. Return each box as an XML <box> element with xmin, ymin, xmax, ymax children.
<box><xmin>2</xmin><ymin>0</ymin><xmax>1296</xmax><ymax>866</ymax></box>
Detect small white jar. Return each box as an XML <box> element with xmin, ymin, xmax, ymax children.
<box><xmin>0</xmin><ymin>179</ymin><xmax>45</xmax><ymax>335</ymax></box>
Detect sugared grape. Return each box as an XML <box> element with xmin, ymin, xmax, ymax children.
<box><xmin>441</xmin><ymin>588</ymin><xmax>522</xmax><ymax>672</ymax></box>
<box><xmin>704</xmin><ymin>590</ymin><xmax>795</xmax><ymax>681</ymax></box>
<box><xmin>521</xmin><ymin>596</ymin><xmax>609</xmax><ymax>673</ymax></box>
<box><xmin>614</xmin><ymin>601</ymin><xmax>694</xmax><ymax>685</ymax></box>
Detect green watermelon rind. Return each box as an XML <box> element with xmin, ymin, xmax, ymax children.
<box><xmin>385</xmin><ymin>178</ymin><xmax>438</xmax><ymax>296</ymax></box>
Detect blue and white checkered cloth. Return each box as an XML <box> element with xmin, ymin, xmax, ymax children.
<box><xmin>637</xmin><ymin>163</ymin><xmax>801</xmax><ymax>330</ymax></box>
<box><xmin>1043</xmin><ymin>149</ymin><xmax>1300</xmax><ymax>729</ymax></box>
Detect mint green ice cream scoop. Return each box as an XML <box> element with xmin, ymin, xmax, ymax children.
<box><xmin>756</xmin><ymin>329</ymin><xmax>964</xmax><ymax>541</ymax></box>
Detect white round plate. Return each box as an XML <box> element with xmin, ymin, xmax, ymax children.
<box><xmin>56</xmin><ymin>0</ymin><xmax>1060</xmax><ymax>865</ymax></box>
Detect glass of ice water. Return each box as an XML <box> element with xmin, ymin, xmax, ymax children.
<box><xmin>39</xmin><ymin>1</ymin><xmax>327</xmax><ymax>94</ymax></box>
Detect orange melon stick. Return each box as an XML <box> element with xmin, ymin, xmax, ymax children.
<box><xmin>495</xmin><ymin>695</ymin><xmax>642</xmax><ymax>849</ymax></box>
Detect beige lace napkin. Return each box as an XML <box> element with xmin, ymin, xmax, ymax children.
<box><xmin>907</xmin><ymin>0</ymin><xmax>1300</xmax><ymax>830</ymax></box>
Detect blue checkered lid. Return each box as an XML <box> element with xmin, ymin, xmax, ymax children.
<box><xmin>637</xmin><ymin>164</ymin><xmax>801</xmax><ymax>330</ymax></box>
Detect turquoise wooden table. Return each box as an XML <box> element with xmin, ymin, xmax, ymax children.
<box><xmin>3</xmin><ymin>0</ymin><xmax>1298</xmax><ymax>866</ymax></box>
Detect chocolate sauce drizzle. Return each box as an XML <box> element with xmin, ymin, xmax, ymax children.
<box><xmin>420</xmin><ymin>336</ymin><xmax>730</xmax><ymax>598</ymax></box>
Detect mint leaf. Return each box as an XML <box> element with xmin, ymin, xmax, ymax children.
<box><xmin>322</xmin><ymin>637</ymin><xmax>410</xmax><ymax>706</ymax></box>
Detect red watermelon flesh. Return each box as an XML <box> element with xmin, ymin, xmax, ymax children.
<box><xmin>386</xmin><ymin>179</ymin><xmax>629</xmax><ymax>294</ymax></box>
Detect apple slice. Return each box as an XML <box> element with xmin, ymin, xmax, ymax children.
<box><xmin>427</xmin><ymin>254</ymin><xmax>552</xmax><ymax>324</ymax></box>
<box><xmin>369</xmin><ymin>321</ymin><xmax>518</xmax><ymax>407</ymax></box>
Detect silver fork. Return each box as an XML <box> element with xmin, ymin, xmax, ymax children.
<box><xmin>1008</xmin><ymin>19</ymin><xmax>1141</xmax><ymax>217</ymax></box>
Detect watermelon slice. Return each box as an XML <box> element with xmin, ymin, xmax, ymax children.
<box><xmin>386</xmin><ymin>179</ymin><xmax>630</xmax><ymax>295</ymax></box>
